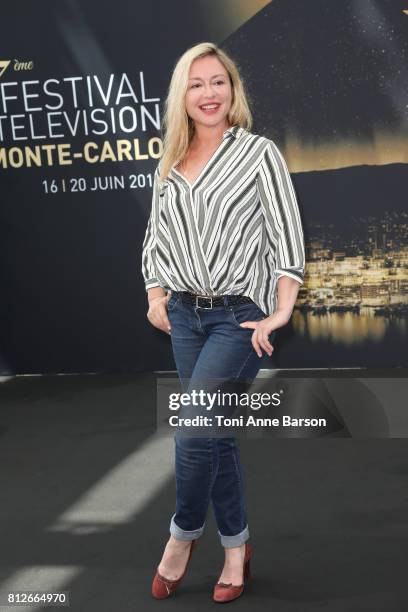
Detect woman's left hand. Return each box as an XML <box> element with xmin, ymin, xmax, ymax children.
<box><xmin>239</xmin><ymin>310</ymin><xmax>289</xmax><ymax>358</ymax></box>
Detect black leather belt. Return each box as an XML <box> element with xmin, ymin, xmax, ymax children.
<box><xmin>177</xmin><ymin>291</ymin><xmax>253</xmax><ymax>309</ymax></box>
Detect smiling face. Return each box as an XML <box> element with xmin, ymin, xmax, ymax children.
<box><xmin>185</xmin><ymin>55</ymin><xmax>233</xmax><ymax>132</ymax></box>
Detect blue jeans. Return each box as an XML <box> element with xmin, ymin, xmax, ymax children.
<box><xmin>166</xmin><ymin>290</ymin><xmax>276</xmax><ymax>548</ymax></box>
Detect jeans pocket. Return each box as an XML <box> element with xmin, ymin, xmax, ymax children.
<box><xmin>167</xmin><ymin>292</ymin><xmax>181</xmax><ymax>312</ymax></box>
<box><xmin>229</xmin><ymin>301</ymin><xmax>266</xmax><ymax>329</ymax></box>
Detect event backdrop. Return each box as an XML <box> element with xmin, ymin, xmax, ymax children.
<box><xmin>0</xmin><ymin>0</ymin><xmax>407</xmax><ymax>374</ymax></box>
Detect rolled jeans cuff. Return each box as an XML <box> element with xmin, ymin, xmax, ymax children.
<box><xmin>170</xmin><ymin>513</ymin><xmax>205</xmax><ymax>541</ymax></box>
<box><xmin>218</xmin><ymin>523</ymin><xmax>250</xmax><ymax>548</ymax></box>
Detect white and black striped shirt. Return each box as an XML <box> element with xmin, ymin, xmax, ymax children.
<box><xmin>141</xmin><ymin>124</ymin><xmax>305</xmax><ymax>316</ymax></box>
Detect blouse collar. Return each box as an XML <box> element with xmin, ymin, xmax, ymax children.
<box><xmin>223</xmin><ymin>124</ymin><xmax>244</xmax><ymax>139</ymax></box>
<box><xmin>168</xmin><ymin>125</ymin><xmax>245</xmax><ymax>180</ymax></box>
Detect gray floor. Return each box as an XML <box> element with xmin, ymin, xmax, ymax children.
<box><xmin>0</xmin><ymin>373</ymin><xmax>407</xmax><ymax>611</ymax></box>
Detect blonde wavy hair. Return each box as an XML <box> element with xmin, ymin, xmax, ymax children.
<box><xmin>158</xmin><ymin>42</ymin><xmax>253</xmax><ymax>183</ymax></box>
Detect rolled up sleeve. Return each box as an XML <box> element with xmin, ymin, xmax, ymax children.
<box><xmin>257</xmin><ymin>139</ymin><xmax>305</xmax><ymax>285</ymax></box>
<box><xmin>141</xmin><ymin>167</ymin><xmax>162</xmax><ymax>291</ymax></box>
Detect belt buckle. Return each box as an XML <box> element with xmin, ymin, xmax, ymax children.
<box><xmin>195</xmin><ymin>295</ymin><xmax>213</xmax><ymax>309</ymax></box>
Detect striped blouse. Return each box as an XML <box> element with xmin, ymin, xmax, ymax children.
<box><xmin>141</xmin><ymin>124</ymin><xmax>305</xmax><ymax>316</ymax></box>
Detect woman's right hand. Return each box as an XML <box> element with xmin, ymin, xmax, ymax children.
<box><xmin>147</xmin><ymin>294</ymin><xmax>172</xmax><ymax>334</ymax></box>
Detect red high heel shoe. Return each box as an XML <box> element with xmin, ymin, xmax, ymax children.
<box><xmin>151</xmin><ymin>538</ymin><xmax>198</xmax><ymax>599</ymax></box>
<box><xmin>213</xmin><ymin>542</ymin><xmax>253</xmax><ymax>603</ymax></box>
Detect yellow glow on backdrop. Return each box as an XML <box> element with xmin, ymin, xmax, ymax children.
<box><xmin>197</xmin><ymin>1</ymin><xmax>408</xmax><ymax>173</ymax></box>
<box><xmin>285</xmin><ymin>131</ymin><xmax>408</xmax><ymax>173</ymax></box>
<box><xmin>196</xmin><ymin>0</ymin><xmax>272</xmax><ymax>41</ymax></box>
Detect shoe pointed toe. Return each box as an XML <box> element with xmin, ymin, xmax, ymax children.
<box><xmin>151</xmin><ymin>538</ymin><xmax>198</xmax><ymax>599</ymax></box>
<box><xmin>213</xmin><ymin>582</ymin><xmax>243</xmax><ymax>602</ymax></box>
<box><xmin>213</xmin><ymin>542</ymin><xmax>253</xmax><ymax>603</ymax></box>
<box><xmin>151</xmin><ymin>569</ymin><xmax>178</xmax><ymax>598</ymax></box>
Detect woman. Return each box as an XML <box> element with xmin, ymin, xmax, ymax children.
<box><xmin>141</xmin><ymin>42</ymin><xmax>305</xmax><ymax>603</ymax></box>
